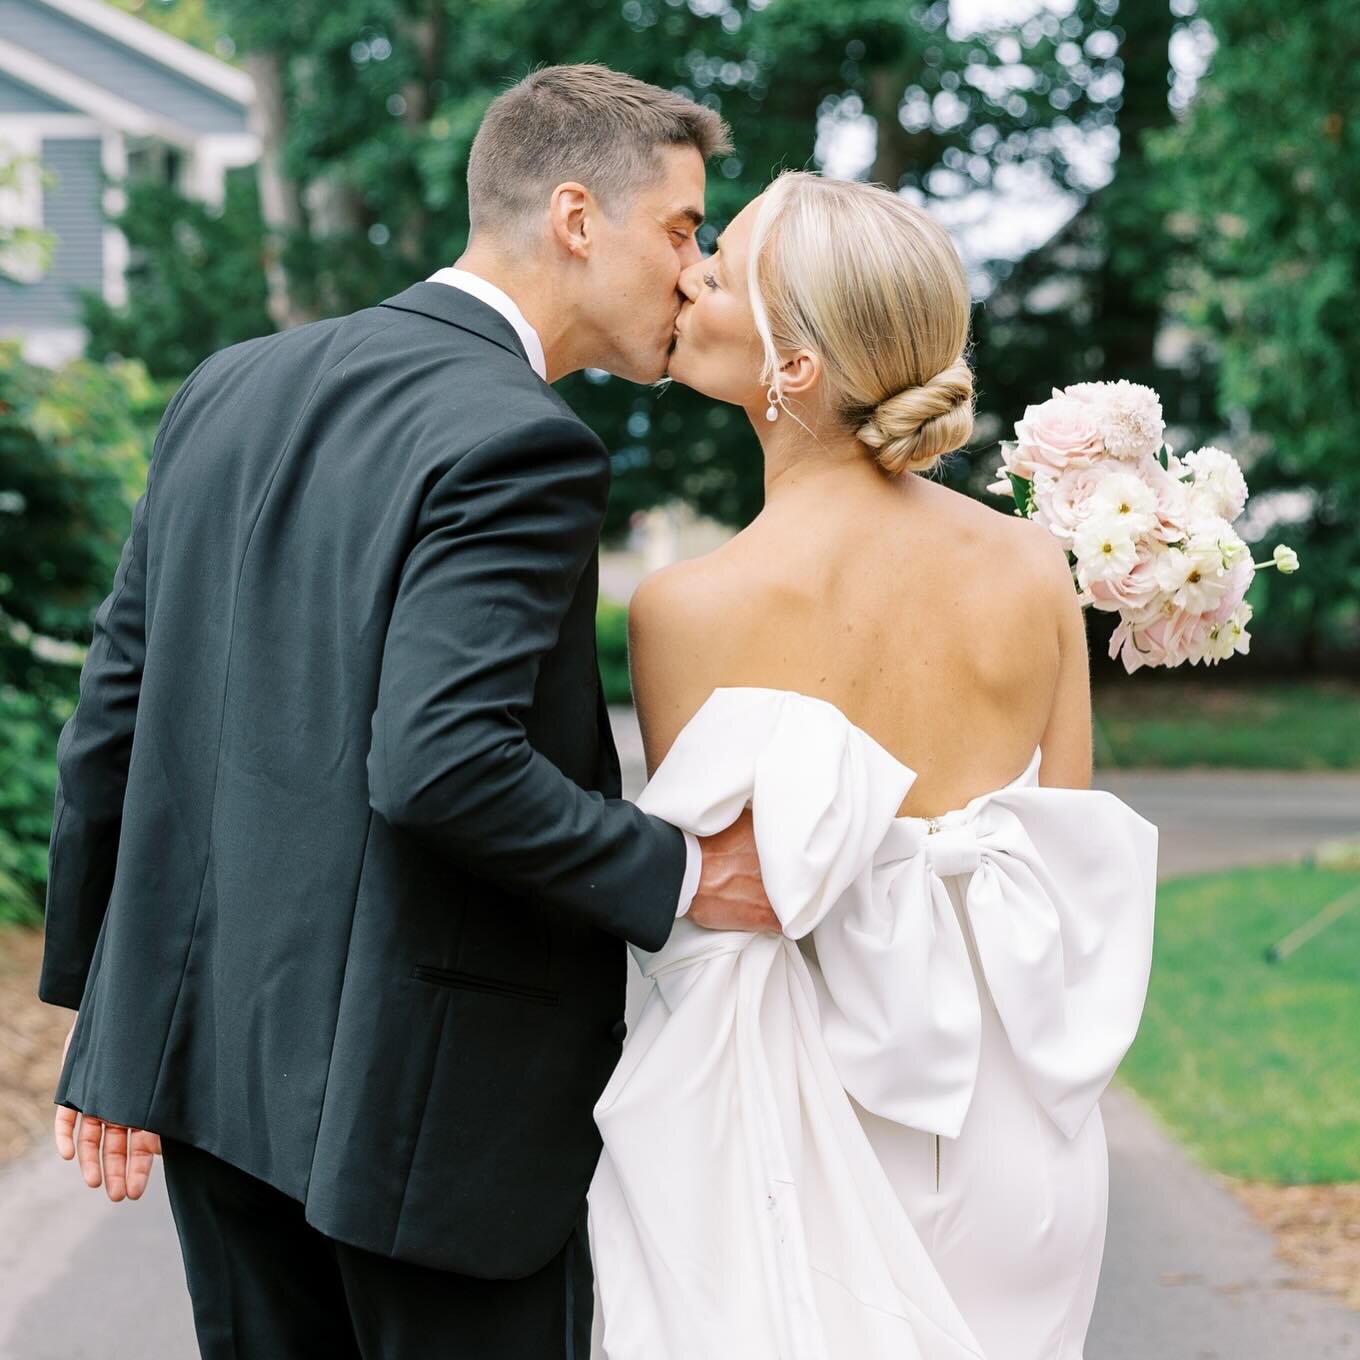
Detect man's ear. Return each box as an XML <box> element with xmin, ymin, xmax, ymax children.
<box><xmin>777</xmin><ymin>349</ymin><xmax>821</xmax><ymax>402</ymax></box>
<box><xmin>549</xmin><ymin>181</ymin><xmax>592</xmax><ymax>259</ymax></box>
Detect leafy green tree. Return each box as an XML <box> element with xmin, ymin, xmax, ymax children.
<box><xmin>0</xmin><ymin>147</ymin><xmax>54</xmax><ymax>284</ymax></box>
<box><xmin>0</xmin><ymin>346</ymin><xmax>162</xmax><ymax>921</ymax></box>
<box><xmin>83</xmin><ymin>170</ymin><xmax>271</xmax><ymax>379</ymax></box>
<box><xmin>107</xmin><ymin>0</ymin><xmax>227</xmax><ymax>57</ymax></box>
<box><xmin>1145</xmin><ymin>0</ymin><xmax>1360</xmax><ymax>665</ymax></box>
<box><xmin>87</xmin><ymin>0</ymin><xmax>1132</xmax><ymax>531</ymax></box>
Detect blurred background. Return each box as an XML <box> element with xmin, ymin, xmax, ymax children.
<box><xmin>0</xmin><ymin>0</ymin><xmax>1357</xmax><ymax>1355</ymax></box>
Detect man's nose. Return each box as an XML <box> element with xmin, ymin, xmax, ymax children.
<box><xmin>677</xmin><ymin>255</ymin><xmax>704</xmax><ymax>301</ymax></box>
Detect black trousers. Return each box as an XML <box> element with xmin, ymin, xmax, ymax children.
<box><xmin>161</xmin><ymin>1136</ymin><xmax>593</xmax><ymax>1359</ymax></box>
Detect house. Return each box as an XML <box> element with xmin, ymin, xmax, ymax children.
<box><xmin>0</xmin><ymin>0</ymin><xmax>257</xmax><ymax>362</ymax></box>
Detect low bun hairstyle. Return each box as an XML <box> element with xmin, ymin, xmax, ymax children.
<box><xmin>746</xmin><ymin>172</ymin><xmax>975</xmax><ymax>476</ymax></box>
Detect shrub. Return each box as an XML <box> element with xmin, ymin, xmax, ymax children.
<box><xmin>597</xmin><ymin>598</ymin><xmax>631</xmax><ymax>706</ymax></box>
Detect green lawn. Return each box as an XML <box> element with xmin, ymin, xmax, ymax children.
<box><xmin>1094</xmin><ymin>678</ymin><xmax>1360</xmax><ymax>770</ymax></box>
<box><xmin>1117</xmin><ymin>865</ymin><xmax>1360</xmax><ymax>1183</ymax></box>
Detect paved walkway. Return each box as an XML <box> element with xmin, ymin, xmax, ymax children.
<box><xmin>2</xmin><ymin>713</ymin><xmax>1358</xmax><ymax>1358</ymax></box>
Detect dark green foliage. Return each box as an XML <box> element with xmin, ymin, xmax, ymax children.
<box><xmin>1145</xmin><ymin>0</ymin><xmax>1360</xmax><ymax>665</ymax></box>
<box><xmin>0</xmin><ymin>686</ymin><xmax>60</xmax><ymax>924</ymax></box>
<box><xmin>74</xmin><ymin>1</ymin><xmax>1360</xmax><ymax>661</ymax></box>
<box><xmin>85</xmin><ymin>0</ymin><xmax>1129</xmax><ymax>532</ymax></box>
<box><xmin>0</xmin><ymin>345</ymin><xmax>159</xmax><ymax>922</ymax></box>
<box><xmin>597</xmin><ymin>598</ymin><xmax>632</xmax><ymax>705</ymax></box>
<box><xmin>82</xmin><ymin>170</ymin><xmax>272</xmax><ymax>381</ymax></box>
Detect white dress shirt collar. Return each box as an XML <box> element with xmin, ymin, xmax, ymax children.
<box><xmin>426</xmin><ymin>266</ymin><xmax>547</xmax><ymax>382</ymax></box>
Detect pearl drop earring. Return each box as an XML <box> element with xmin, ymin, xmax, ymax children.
<box><xmin>765</xmin><ymin>385</ymin><xmax>779</xmax><ymax>422</ymax></box>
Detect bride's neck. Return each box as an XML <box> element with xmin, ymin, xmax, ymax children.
<box><xmin>755</xmin><ymin>414</ymin><xmax>881</xmax><ymax>503</ymax></box>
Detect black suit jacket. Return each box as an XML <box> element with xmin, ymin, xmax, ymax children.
<box><xmin>39</xmin><ymin>282</ymin><xmax>688</xmax><ymax>1277</ymax></box>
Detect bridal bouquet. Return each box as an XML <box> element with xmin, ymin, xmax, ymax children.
<box><xmin>988</xmin><ymin>380</ymin><xmax>1300</xmax><ymax>673</ymax></box>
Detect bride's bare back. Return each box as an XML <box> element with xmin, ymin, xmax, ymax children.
<box><xmin>629</xmin><ymin>466</ymin><xmax>1092</xmax><ymax>815</ymax></box>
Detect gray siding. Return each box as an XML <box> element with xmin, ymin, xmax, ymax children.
<box><xmin>0</xmin><ymin>135</ymin><xmax>102</xmax><ymax>328</ymax></box>
<box><xmin>0</xmin><ymin>0</ymin><xmax>248</xmax><ymax>133</ymax></box>
<box><xmin>0</xmin><ymin>67</ymin><xmax>74</xmax><ymax>113</ymax></box>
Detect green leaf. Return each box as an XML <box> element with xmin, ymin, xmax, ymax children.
<box><xmin>1007</xmin><ymin>472</ymin><xmax>1035</xmax><ymax>517</ymax></box>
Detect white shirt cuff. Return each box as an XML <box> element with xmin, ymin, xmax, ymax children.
<box><xmin>676</xmin><ymin>830</ymin><xmax>702</xmax><ymax>918</ymax></box>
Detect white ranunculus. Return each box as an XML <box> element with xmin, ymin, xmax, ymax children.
<box><xmin>1073</xmin><ymin>515</ymin><xmax>1139</xmax><ymax>583</ymax></box>
<box><xmin>1088</xmin><ymin>469</ymin><xmax>1159</xmax><ymax>537</ymax></box>
<box><xmin>1203</xmin><ymin>600</ymin><xmax>1254</xmax><ymax>663</ymax></box>
<box><xmin>1153</xmin><ymin>518</ymin><xmax>1245</xmax><ymax>614</ymax></box>
<box><xmin>1230</xmin><ymin>600</ymin><xmax>1254</xmax><ymax>656</ymax></box>
<box><xmin>1273</xmin><ymin>544</ymin><xmax>1300</xmax><ymax>573</ymax></box>
<box><xmin>1182</xmin><ymin>445</ymin><xmax>1249</xmax><ymax>521</ymax></box>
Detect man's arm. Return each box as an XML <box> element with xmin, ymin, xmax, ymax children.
<box><xmin>366</xmin><ymin>414</ymin><xmax>687</xmax><ymax>953</ymax></box>
<box><xmin>38</xmin><ymin>370</ymin><xmax>200</xmax><ymax>1010</ymax></box>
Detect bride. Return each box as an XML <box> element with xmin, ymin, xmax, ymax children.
<box><xmin>587</xmin><ymin>171</ymin><xmax>1158</xmax><ymax>1359</ymax></box>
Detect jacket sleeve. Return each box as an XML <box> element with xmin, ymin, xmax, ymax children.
<box><xmin>38</xmin><ymin>370</ymin><xmax>200</xmax><ymax>1009</ymax></box>
<box><xmin>366</xmin><ymin>413</ymin><xmax>687</xmax><ymax>953</ymax></box>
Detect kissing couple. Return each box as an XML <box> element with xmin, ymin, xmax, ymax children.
<box><xmin>42</xmin><ymin>61</ymin><xmax>1156</xmax><ymax>1360</ymax></box>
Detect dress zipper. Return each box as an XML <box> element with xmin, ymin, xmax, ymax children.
<box><xmin>935</xmin><ymin>1133</ymin><xmax>941</xmax><ymax>1192</ymax></box>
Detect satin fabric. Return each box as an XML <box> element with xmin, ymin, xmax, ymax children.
<box><xmin>588</xmin><ymin>687</ymin><xmax>1158</xmax><ymax>1360</ymax></box>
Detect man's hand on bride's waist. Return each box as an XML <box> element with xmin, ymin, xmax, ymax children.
<box><xmin>687</xmin><ymin>809</ymin><xmax>781</xmax><ymax>933</ymax></box>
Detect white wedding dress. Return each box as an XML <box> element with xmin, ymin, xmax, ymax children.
<box><xmin>588</xmin><ymin>686</ymin><xmax>1158</xmax><ymax>1360</ymax></box>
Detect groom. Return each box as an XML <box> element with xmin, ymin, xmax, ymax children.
<box><xmin>39</xmin><ymin>64</ymin><xmax>775</xmax><ymax>1358</ymax></box>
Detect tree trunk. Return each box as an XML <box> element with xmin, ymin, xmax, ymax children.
<box><xmin>1093</xmin><ymin>1</ymin><xmax>1177</xmax><ymax>377</ymax></box>
<box><xmin>397</xmin><ymin>1</ymin><xmax>447</xmax><ymax>263</ymax></box>
<box><xmin>245</xmin><ymin>50</ymin><xmax>315</xmax><ymax>329</ymax></box>
<box><xmin>867</xmin><ymin>64</ymin><xmax>938</xmax><ymax>192</ymax></box>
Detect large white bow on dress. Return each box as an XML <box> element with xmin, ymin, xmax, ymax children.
<box><xmin>589</xmin><ymin>687</ymin><xmax>1158</xmax><ymax>1360</ymax></box>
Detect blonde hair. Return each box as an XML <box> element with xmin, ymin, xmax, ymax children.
<box><xmin>468</xmin><ymin>65</ymin><xmax>731</xmax><ymax>247</ymax></box>
<box><xmin>746</xmin><ymin>172</ymin><xmax>975</xmax><ymax>476</ymax></box>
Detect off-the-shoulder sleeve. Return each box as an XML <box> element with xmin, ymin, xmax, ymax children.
<box><xmin>635</xmin><ymin>687</ymin><xmax>917</xmax><ymax>940</ymax></box>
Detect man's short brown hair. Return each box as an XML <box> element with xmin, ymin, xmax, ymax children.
<box><xmin>467</xmin><ymin>64</ymin><xmax>732</xmax><ymax>245</ymax></box>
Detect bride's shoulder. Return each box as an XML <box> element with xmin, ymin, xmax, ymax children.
<box><xmin>629</xmin><ymin>535</ymin><xmax>762</xmax><ymax>651</ymax></box>
<box><xmin>927</xmin><ymin>480</ymin><xmax>1072</xmax><ymax>590</ymax></box>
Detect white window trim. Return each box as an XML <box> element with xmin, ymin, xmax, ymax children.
<box><xmin>186</xmin><ymin>131</ymin><xmax>259</xmax><ymax>206</ymax></box>
<box><xmin>101</xmin><ymin>129</ymin><xmax>127</xmax><ymax>306</ymax></box>
<box><xmin>0</xmin><ymin>38</ymin><xmax>198</xmax><ymax>148</ymax></box>
<box><xmin>0</xmin><ymin>113</ymin><xmax>101</xmax><ymax>139</ymax></box>
<box><xmin>30</xmin><ymin>0</ymin><xmax>253</xmax><ymax>106</ymax></box>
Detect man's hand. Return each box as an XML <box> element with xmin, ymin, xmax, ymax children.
<box><xmin>53</xmin><ymin>1017</ymin><xmax>162</xmax><ymax>1202</ymax></box>
<box><xmin>687</xmin><ymin>809</ymin><xmax>781</xmax><ymax>934</ymax></box>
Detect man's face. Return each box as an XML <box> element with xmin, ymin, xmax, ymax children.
<box><xmin>585</xmin><ymin>145</ymin><xmax>707</xmax><ymax>384</ymax></box>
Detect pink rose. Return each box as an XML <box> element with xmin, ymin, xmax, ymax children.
<box><xmin>1110</xmin><ymin>614</ymin><xmax>1189</xmax><ymax>672</ymax></box>
<box><xmin>1162</xmin><ymin>610</ymin><xmax>1217</xmax><ymax>666</ymax></box>
<box><xmin>1140</xmin><ymin>453</ymin><xmax>1194</xmax><ymax>543</ymax></box>
<box><xmin>1031</xmin><ymin>464</ymin><xmax>1112</xmax><ymax>549</ymax></box>
<box><xmin>1084</xmin><ymin>544</ymin><xmax>1163</xmax><ymax>618</ymax></box>
<box><xmin>1008</xmin><ymin>397</ymin><xmax>1105</xmax><ymax>478</ymax></box>
<box><xmin>1109</xmin><ymin>618</ymin><xmax>1169</xmax><ymax>673</ymax></box>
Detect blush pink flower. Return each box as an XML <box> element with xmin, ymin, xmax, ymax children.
<box><xmin>1007</xmin><ymin>396</ymin><xmax>1105</xmax><ymax>478</ymax></box>
<box><xmin>1031</xmin><ymin>464</ymin><xmax>1113</xmax><ymax>549</ymax></box>
<box><xmin>1207</xmin><ymin>556</ymin><xmax>1255</xmax><ymax>625</ymax></box>
<box><xmin>1083</xmin><ymin>543</ymin><xmax>1164</xmax><ymax>619</ymax></box>
<box><xmin>1139</xmin><ymin>453</ymin><xmax>1194</xmax><ymax>543</ymax></box>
